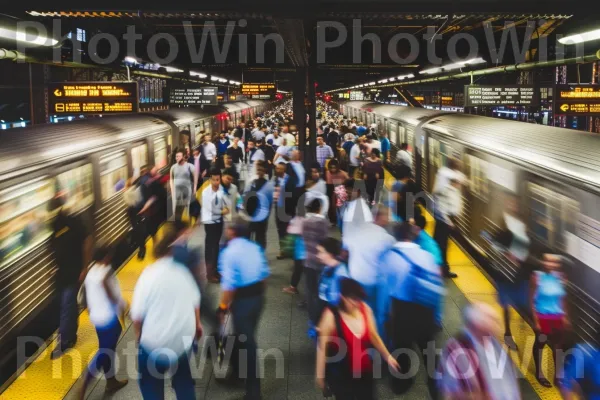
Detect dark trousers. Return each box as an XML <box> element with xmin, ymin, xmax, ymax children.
<box><xmin>276</xmin><ymin>218</ymin><xmax>289</xmax><ymax>253</ymax></box>
<box><xmin>59</xmin><ymin>284</ymin><xmax>79</xmax><ymax>346</ymax></box>
<box><xmin>365</xmin><ymin>178</ymin><xmax>377</xmax><ymax>204</ymax></box>
<box><xmin>249</xmin><ymin>219</ymin><xmax>268</xmax><ymax>250</ymax></box>
<box><xmin>349</xmin><ymin>166</ymin><xmax>358</xmax><ymax>178</ymax></box>
<box><xmin>85</xmin><ymin>317</ymin><xmax>122</xmax><ymax>381</ymax></box>
<box><xmin>291</xmin><ymin>260</ymin><xmax>304</xmax><ymax>288</ymax></box>
<box><xmin>390</xmin><ymin>299</ymin><xmax>439</xmax><ymax>399</ymax></box>
<box><xmin>204</xmin><ymin>222</ymin><xmax>223</xmax><ymax>278</ymax></box>
<box><xmin>231</xmin><ymin>295</ymin><xmax>264</xmax><ymax>400</ymax></box>
<box><xmin>128</xmin><ymin>208</ymin><xmax>147</xmax><ymax>256</ymax></box>
<box><xmin>175</xmin><ymin>205</ymin><xmax>187</xmax><ymax>223</ymax></box>
<box><xmin>328</xmin><ymin>375</ymin><xmax>375</xmax><ymax>400</ymax></box>
<box><xmin>138</xmin><ymin>346</ymin><xmax>195</xmax><ymax>400</ymax></box>
<box><xmin>326</xmin><ymin>184</ymin><xmax>336</xmax><ymax>223</ymax></box>
<box><xmin>433</xmin><ymin>218</ymin><xmax>451</xmax><ymax>276</ymax></box>
<box><xmin>304</xmin><ymin>268</ymin><xmax>321</xmax><ymax>325</ymax></box>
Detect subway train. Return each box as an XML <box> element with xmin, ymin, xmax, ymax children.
<box><xmin>341</xmin><ymin>100</ymin><xmax>600</xmax><ymax>344</ymax></box>
<box><xmin>0</xmin><ymin>100</ymin><xmax>268</xmax><ymax>373</ymax></box>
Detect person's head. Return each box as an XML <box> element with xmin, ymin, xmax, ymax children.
<box><xmin>344</xmin><ymin>179</ymin><xmax>359</xmax><ymax>200</ymax></box>
<box><xmin>413</xmin><ymin>213</ymin><xmax>426</xmax><ymax>232</ymax></box>
<box><xmin>222</xmin><ymin>168</ymin><xmax>235</xmax><ymax>186</ymax></box>
<box><xmin>273</xmin><ymin>130</ymin><xmax>279</xmax><ymax>137</ymax></box>
<box><xmin>310</xmin><ymin>163</ymin><xmax>321</xmax><ymax>181</ymax></box>
<box><xmin>225</xmin><ymin>219</ymin><xmax>249</xmax><ymax>241</ymax></box>
<box><xmin>366</xmin><ymin>134</ymin><xmax>373</xmax><ymax>142</ymax></box>
<box><xmin>291</xmin><ymin>150</ymin><xmax>301</xmax><ymax>162</ymax></box>
<box><xmin>316</xmin><ymin>237</ymin><xmax>343</xmax><ymax>267</ymax></box>
<box><xmin>223</xmin><ymin>153</ymin><xmax>233</xmax><ymax>167</ymax></box>
<box><xmin>393</xmin><ymin>222</ymin><xmax>418</xmax><ymax>242</ymax></box>
<box><xmin>267</xmin><ymin>139</ymin><xmax>274</xmax><ymax>147</ymax></box>
<box><xmin>306</xmin><ymin>198</ymin><xmax>322</xmax><ymax>214</ymax></box>
<box><xmin>541</xmin><ymin>254</ymin><xmax>562</xmax><ymax>272</ymax></box>
<box><xmin>220</xmin><ymin>132</ymin><xmax>226</xmax><ymax>140</ymax></box>
<box><xmin>317</xmin><ymin>136</ymin><xmax>324</xmax><ymax>146</ymax></box>
<box><xmin>338</xmin><ymin>278</ymin><xmax>367</xmax><ymax>313</ymax></box>
<box><xmin>370</xmin><ymin>148</ymin><xmax>380</xmax><ymax>159</ymax></box>
<box><xmin>140</xmin><ymin>165</ymin><xmax>149</xmax><ymax>176</ymax></box>
<box><xmin>400</xmin><ymin>142</ymin><xmax>408</xmax><ymax>151</ymax></box>
<box><xmin>282</xmin><ymin>124</ymin><xmax>289</xmax><ymax>133</ymax></box>
<box><xmin>92</xmin><ymin>242</ymin><xmax>113</xmax><ymax>265</ymax></box>
<box><xmin>203</xmin><ymin>134</ymin><xmax>211</xmax><ymax>143</ymax></box>
<box><xmin>504</xmin><ymin>193</ymin><xmax>520</xmax><ymax>216</ymax></box>
<box><xmin>373</xmin><ymin>205</ymin><xmax>390</xmax><ymax>227</ymax></box>
<box><xmin>463</xmin><ymin>303</ymin><xmax>501</xmax><ymax>340</ymax></box>
<box><xmin>209</xmin><ymin>168</ymin><xmax>221</xmax><ymax>189</ymax></box>
<box><xmin>240</xmin><ymin>122</ymin><xmax>246</xmax><ymax>128</ymax></box>
<box><xmin>449</xmin><ymin>176</ymin><xmax>461</xmax><ymax>189</ymax></box>
<box><xmin>255</xmin><ymin>160</ymin><xmax>267</xmax><ymax>178</ymax></box>
<box><xmin>448</xmin><ymin>157</ymin><xmax>461</xmax><ymax>171</ymax></box>
<box><xmin>380</xmin><ymin>132</ymin><xmax>387</xmax><ymax>138</ymax></box>
<box><xmin>275</xmin><ymin>162</ymin><xmax>287</xmax><ymax>177</ymax></box>
<box><xmin>247</xmin><ymin>140</ymin><xmax>256</xmax><ymax>150</ymax></box>
<box><xmin>192</xmin><ymin>147</ymin><xmax>200</xmax><ymax>157</ymax></box>
<box><xmin>233</xmin><ymin>137</ymin><xmax>240</xmax><ymax>146</ymax></box>
<box><xmin>327</xmin><ymin>159</ymin><xmax>339</xmax><ymax>174</ymax></box>
<box><xmin>154</xmin><ymin>229</ymin><xmax>179</xmax><ymax>259</ymax></box>
<box><xmin>175</xmin><ymin>149</ymin><xmax>185</xmax><ymax>164</ymax></box>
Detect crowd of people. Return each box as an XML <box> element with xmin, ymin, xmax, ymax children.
<box><xmin>47</xmin><ymin>100</ymin><xmax>600</xmax><ymax>400</ymax></box>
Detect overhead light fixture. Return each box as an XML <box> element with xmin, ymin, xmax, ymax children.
<box><xmin>0</xmin><ymin>27</ymin><xmax>58</xmax><ymax>46</ymax></box>
<box><xmin>388</xmin><ymin>77</ymin><xmax>396</xmax><ymax>82</ymax></box>
<box><xmin>420</xmin><ymin>67</ymin><xmax>442</xmax><ymax>75</ymax></box>
<box><xmin>218</xmin><ymin>78</ymin><xmax>227</xmax><ymax>83</ymax></box>
<box><xmin>190</xmin><ymin>71</ymin><xmax>207</xmax><ymax>78</ymax></box>
<box><xmin>377</xmin><ymin>79</ymin><xmax>389</xmax><ymax>84</ymax></box>
<box><xmin>397</xmin><ymin>73</ymin><xmax>415</xmax><ymax>80</ymax></box>
<box><xmin>124</xmin><ymin>56</ymin><xmax>138</xmax><ymax>64</ymax></box>
<box><xmin>559</xmin><ymin>29</ymin><xmax>600</xmax><ymax>44</ymax></box>
<box><xmin>165</xmin><ymin>66</ymin><xmax>184</xmax><ymax>73</ymax></box>
<box><xmin>368</xmin><ymin>82</ymin><xmax>376</xmax><ymax>86</ymax></box>
<box><xmin>211</xmin><ymin>75</ymin><xmax>225</xmax><ymax>81</ymax></box>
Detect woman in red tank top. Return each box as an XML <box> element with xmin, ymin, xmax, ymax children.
<box><xmin>316</xmin><ymin>278</ymin><xmax>399</xmax><ymax>399</ymax></box>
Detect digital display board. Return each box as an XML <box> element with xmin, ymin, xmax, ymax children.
<box><xmin>241</xmin><ymin>83</ymin><xmax>276</xmax><ymax>99</ymax></box>
<box><xmin>555</xmin><ymin>84</ymin><xmax>600</xmax><ymax>115</ymax></box>
<box><xmin>464</xmin><ymin>85</ymin><xmax>536</xmax><ymax>107</ymax></box>
<box><xmin>48</xmin><ymin>82</ymin><xmax>138</xmax><ymax>114</ymax></box>
<box><xmin>349</xmin><ymin>91</ymin><xmax>364</xmax><ymax>100</ymax></box>
<box><xmin>169</xmin><ymin>86</ymin><xmax>218</xmax><ymax>105</ymax></box>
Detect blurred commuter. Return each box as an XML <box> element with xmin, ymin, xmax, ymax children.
<box><xmin>78</xmin><ymin>243</ymin><xmax>128</xmax><ymax>399</ymax></box>
<box><xmin>200</xmin><ymin>169</ymin><xmax>229</xmax><ymax>283</ymax></box>
<box><xmin>124</xmin><ymin>178</ymin><xmax>146</xmax><ymax>260</ymax></box>
<box><xmin>217</xmin><ymin>132</ymin><xmax>230</xmax><ymax>159</ymax></box>
<box><xmin>50</xmin><ymin>193</ymin><xmax>92</xmax><ymax>359</ymax></box>
<box><xmin>202</xmin><ymin>134</ymin><xmax>217</xmax><ymax>165</ymax></box>
<box><xmin>562</xmin><ymin>334</ymin><xmax>600</xmax><ymax>399</ymax></box>
<box><xmin>243</xmin><ymin>161</ymin><xmax>274</xmax><ymax>249</ymax></box>
<box><xmin>315</xmin><ymin>278</ymin><xmax>399</xmax><ymax>400</ymax></box>
<box><xmin>287</xmin><ymin>150</ymin><xmax>306</xmax><ymax>215</ymax></box>
<box><xmin>221</xmin><ymin>154</ymin><xmax>240</xmax><ymax>187</ymax></box>
<box><xmin>413</xmin><ymin>213</ymin><xmax>443</xmax><ymax>268</ymax></box>
<box><xmin>348</xmin><ymin>138</ymin><xmax>363</xmax><ymax>178</ymax></box>
<box><xmin>316</xmin><ymin>136</ymin><xmax>334</xmax><ymax>170</ymax></box>
<box><xmin>433</xmin><ymin>172</ymin><xmax>463</xmax><ymax>278</ymax></box>
<box><xmin>325</xmin><ymin>160</ymin><xmax>349</xmax><ymax>225</ymax></box>
<box><xmin>326</xmin><ymin>126</ymin><xmax>339</xmax><ymax>158</ymax></box>
<box><xmin>131</xmin><ymin>231</ymin><xmax>202</xmax><ymax>400</ymax></box>
<box><xmin>170</xmin><ymin>149</ymin><xmax>196</xmax><ymax>223</ymax></box>
<box><xmin>379</xmin><ymin>132</ymin><xmax>391</xmax><ymax>162</ymax></box>
<box><xmin>190</xmin><ymin>147</ymin><xmax>209</xmax><ymax>193</ymax></box>
<box><xmin>140</xmin><ymin>167</ymin><xmax>167</xmax><ymax>244</ymax></box>
<box><xmin>362</xmin><ymin>148</ymin><xmax>384</xmax><ymax>205</ymax></box>
<box><xmin>438</xmin><ymin>303</ymin><xmax>521</xmax><ymax>400</ymax></box>
<box><xmin>226</xmin><ymin>137</ymin><xmax>244</xmax><ymax>174</ymax></box>
<box><xmin>340</xmin><ymin>179</ymin><xmax>373</xmax><ymax>228</ymax></box>
<box><xmin>316</xmin><ymin>237</ymin><xmax>349</xmax><ymax>309</ymax></box>
<box><xmin>217</xmin><ymin>221</ymin><xmax>270</xmax><ymax>400</ymax></box>
<box><xmin>395</xmin><ymin>143</ymin><xmax>412</xmax><ymax>178</ymax></box>
<box><xmin>260</xmin><ymin>139</ymin><xmax>276</xmax><ymax>178</ymax></box>
<box><xmin>273</xmin><ymin>161</ymin><xmax>295</xmax><ymax>259</ymax></box>
<box><xmin>381</xmin><ymin>222</ymin><xmax>444</xmax><ymax>396</ymax></box>
<box><xmin>246</xmin><ymin>140</ymin><xmax>265</xmax><ymax>182</ymax></box>
<box><xmin>392</xmin><ymin>172</ymin><xmax>420</xmax><ymax>222</ymax></box>
<box><xmin>531</xmin><ymin>254</ymin><xmax>570</xmax><ymax>388</ymax></box>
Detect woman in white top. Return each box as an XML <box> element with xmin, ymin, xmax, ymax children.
<box><xmin>79</xmin><ymin>244</ymin><xmax>128</xmax><ymax>399</ymax></box>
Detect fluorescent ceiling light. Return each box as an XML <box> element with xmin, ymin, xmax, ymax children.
<box><xmin>218</xmin><ymin>78</ymin><xmax>227</xmax><ymax>83</ymax></box>
<box><xmin>165</xmin><ymin>66</ymin><xmax>183</xmax><ymax>73</ymax></box>
<box><xmin>124</xmin><ymin>56</ymin><xmax>138</xmax><ymax>64</ymax></box>
<box><xmin>190</xmin><ymin>71</ymin><xmax>207</xmax><ymax>78</ymax></box>
<box><xmin>420</xmin><ymin>67</ymin><xmax>442</xmax><ymax>74</ymax></box>
<box><xmin>210</xmin><ymin>76</ymin><xmax>219</xmax><ymax>81</ymax></box>
<box><xmin>397</xmin><ymin>73</ymin><xmax>415</xmax><ymax>80</ymax></box>
<box><xmin>368</xmin><ymin>82</ymin><xmax>376</xmax><ymax>86</ymax></box>
<box><xmin>377</xmin><ymin>79</ymin><xmax>389</xmax><ymax>84</ymax></box>
<box><xmin>559</xmin><ymin>29</ymin><xmax>600</xmax><ymax>44</ymax></box>
<box><xmin>0</xmin><ymin>27</ymin><xmax>58</xmax><ymax>46</ymax></box>
<box><xmin>388</xmin><ymin>77</ymin><xmax>396</xmax><ymax>81</ymax></box>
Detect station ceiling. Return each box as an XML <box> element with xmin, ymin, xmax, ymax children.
<box><xmin>4</xmin><ymin>1</ymin><xmax>600</xmax><ymax>92</ymax></box>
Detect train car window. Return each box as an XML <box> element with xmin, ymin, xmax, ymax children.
<box><xmin>439</xmin><ymin>142</ymin><xmax>454</xmax><ymax>167</ymax></box>
<box><xmin>131</xmin><ymin>144</ymin><xmax>148</xmax><ymax>179</ymax></box>
<box><xmin>56</xmin><ymin>164</ymin><xmax>94</xmax><ymax>213</ymax></box>
<box><xmin>154</xmin><ymin>137</ymin><xmax>168</xmax><ymax>169</ymax></box>
<box><xmin>204</xmin><ymin>119</ymin><xmax>212</xmax><ymax>135</ymax></box>
<box><xmin>527</xmin><ymin>182</ymin><xmax>579</xmax><ymax>250</ymax></box>
<box><xmin>100</xmin><ymin>152</ymin><xmax>127</xmax><ymax>201</ymax></box>
<box><xmin>428</xmin><ymin>138</ymin><xmax>440</xmax><ymax>168</ymax></box>
<box><xmin>466</xmin><ymin>155</ymin><xmax>489</xmax><ymax>202</ymax></box>
<box><xmin>406</xmin><ymin>128</ymin><xmax>414</xmax><ymax>152</ymax></box>
<box><xmin>0</xmin><ymin>177</ymin><xmax>55</xmax><ymax>266</ymax></box>
<box><xmin>398</xmin><ymin>124</ymin><xmax>406</xmax><ymax>144</ymax></box>
<box><xmin>388</xmin><ymin>122</ymin><xmax>398</xmax><ymax>145</ymax></box>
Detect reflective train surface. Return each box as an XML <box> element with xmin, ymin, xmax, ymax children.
<box><xmin>341</xmin><ymin>100</ymin><xmax>600</xmax><ymax>344</ymax></box>
<box><xmin>0</xmin><ymin>100</ymin><xmax>268</xmax><ymax>368</ymax></box>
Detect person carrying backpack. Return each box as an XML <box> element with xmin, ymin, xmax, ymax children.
<box><xmin>381</xmin><ymin>222</ymin><xmax>445</xmax><ymax>398</ymax></box>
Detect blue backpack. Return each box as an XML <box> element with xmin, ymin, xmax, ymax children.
<box><xmin>389</xmin><ymin>248</ymin><xmax>445</xmax><ymax>310</ymax></box>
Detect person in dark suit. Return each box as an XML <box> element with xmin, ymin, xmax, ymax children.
<box><xmin>286</xmin><ymin>150</ymin><xmax>306</xmax><ymax>217</ymax></box>
<box><xmin>235</xmin><ymin>122</ymin><xmax>252</xmax><ymax>143</ymax></box>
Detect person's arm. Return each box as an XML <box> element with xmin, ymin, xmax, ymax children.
<box><xmin>217</xmin><ymin>248</ymin><xmax>236</xmax><ymax>310</ymax></box>
<box><xmin>102</xmin><ymin>272</ymin><xmax>126</xmax><ymax>311</ymax></box>
<box><xmin>79</xmin><ymin>234</ymin><xmax>93</xmax><ymax>283</ymax></box>
<box><xmin>315</xmin><ymin>308</ymin><xmax>335</xmax><ymax>391</ymax></box>
<box><xmin>194</xmin><ymin>306</ymin><xmax>203</xmax><ymax>339</ymax></box>
<box><xmin>364</xmin><ymin>304</ymin><xmax>400</xmax><ymax>372</ymax></box>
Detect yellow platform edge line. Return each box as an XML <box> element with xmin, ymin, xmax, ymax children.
<box><xmin>382</xmin><ymin>169</ymin><xmax>560</xmax><ymax>400</ymax></box>
<box><xmin>1</xmin><ymin>238</ymin><xmax>156</xmax><ymax>400</ymax></box>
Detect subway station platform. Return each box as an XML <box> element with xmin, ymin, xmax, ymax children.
<box><xmin>1</xmin><ymin>173</ymin><xmax>558</xmax><ymax>400</ymax></box>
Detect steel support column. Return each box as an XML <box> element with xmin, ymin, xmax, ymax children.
<box><xmin>293</xmin><ymin>67</ymin><xmax>306</xmax><ymax>154</ymax></box>
<box><xmin>306</xmin><ymin>67</ymin><xmax>317</xmax><ymax>166</ymax></box>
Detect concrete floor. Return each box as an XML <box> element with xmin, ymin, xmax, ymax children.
<box><xmin>65</xmin><ymin>216</ymin><xmax>540</xmax><ymax>400</ymax></box>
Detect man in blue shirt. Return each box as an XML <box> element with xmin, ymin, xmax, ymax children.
<box><xmin>379</xmin><ymin>132</ymin><xmax>391</xmax><ymax>162</ymax></box>
<box><xmin>218</xmin><ymin>221</ymin><xmax>270</xmax><ymax>400</ymax></box>
<box><xmin>413</xmin><ymin>213</ymin><xmax>443</xmax><ymax>267</ymax></box>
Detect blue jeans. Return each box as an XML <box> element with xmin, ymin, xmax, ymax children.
<box><xmin>86</xmin><ymin>317</ymin><xmax>122</xmax><ymax>380</ymax></box>
<box><xmin>362</xmin><ymin>283</ymin><xmax>387</xmax><ymax>341</ymax></box>
<box><xmin>231</xmin><ymin>295</ymin><xmax>264</xmax><ymax>400</ymax></box>
<box><xmin>59</xmin><ymin>284</ymin><xmax>79</xmax><ymax>345</ymax></box>
<box><xmin>138</xmin><ymin>346</ymin><xmax>195</xmax><ymax>400</ymax></box>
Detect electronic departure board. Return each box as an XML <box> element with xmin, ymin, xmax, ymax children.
<box><xmin>464</xmin><ymin>85</ymin><xmax>536</xmax><ymax>107</ymax></box>
<box><xmin>241</xmin><ymin>83</ymin><xmax>276</xmax><ymax>99</ymax></box>
<box><xmin>48</xmin><ymin>82</ymin><xmax>139</xmax><ymax>114</ymax></box>
<box><xmin>169</xmin><ymin>86</ymin><xmax>218</xmax><ymax>105</ymax></box>
<box><xmin>555</xmin><ymin>84</ymin><xmax>600</xmax><ymax>116</ymax></box>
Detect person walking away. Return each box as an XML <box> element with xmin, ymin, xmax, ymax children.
<box><xmin>217</xmin><ymin>221</ymin><xmax>270</xmax><ymax>400</ymax></box>
<box><xmin>50</xmin><ymin>193</ymin><xmax>92</xmax><ymax>359</ymax></box>
<box><xmin>395</xmin><ymin>143</ymin><xmax>412</xmax><ymax>179</ymax></box>
<box><xmin>531</xmin><ymin>253</ymin><xmax>570</xmax><ymax>388</ymax></box>
<box><xmin>381</xmin><ymin>222</ymin><xmax>444</xmax><ymax>396</ymax></box>
<box><xmin>362</xmin><ymin>149</ymin><xmax>384</xmax><ymax>205</ymax></box>
<box><xmin>188</xmin><ymin>147</ymin><xmax>206</xmax><ymax>194</ymax></box>
<box><xmin>433</xmin><ymin>172</ymin><xmax>463</xmax><ymax>278</ymax></box>
<box><xmin>273</xmin><ymin>161</ymin><xmax>295</xmax><ymax>259</ymax></box>
<box><xmin>302</xmin><ymin>200</ymin><xmax>330</xmax><ymax>338</ymax></box>
<box><xmin>562</xmin><ymin>330</ymin><xmax>600</xmax><ymax>399</ymax></box>
<box><xmin>130</xmin><ymin>231</ymin><xmax>202</xmax><ymax>400</ymax></box>
<box><xmin>379</xmin><ymin>132</ymin><xmax>391</xmax><ymax>163</ymax></box>
<box><xmin>316</xmin><ymin>237</ymin><xmax>349</xmax><ymax>312</ymax></box>
<box><xmin>78</xmin><ymin>243</ymin><xmax>128</xmax><ymax>399</ymax></box>
<box><xmin>124</xmin><ymin>177</ymin><xmax>146</xmax><ymax>260</ymax></box>
<box><xmin>316</xmin><ymin>136</ymin><xmax>334</xmax><ymax>170</ymax></box>
<box><xmin>243</xmin><ymin>161</ymin><xmax>274</xmax><ymax>249</ymax></box>
<box><xmin>170</xmin><ymin>149</ymin><xmax>196</xmax><ymax>223</ymax></box>
<box><xmin>348</xmin><ymin>137</ymin><xmax>363</xmax><ymax>178</ymax></box>
<box><xmin>325</xmin><ymin>160</ymin><xmax>349</xmax><ymax>225</ymax></box>
<box><xmin>287</xmin><ymin>150</ymin><xmax>306</xmax><ymax>215</ymax></box>
<box><xmin>316</xmin><ymin>278</ymin><xmax>399</xmax><ymax>400</ymax></box>
<box><xmin>200</xmin><ymin>169</ymin><xmax>229</xmax><ymax>283</ymax></box>
<box><xmin>326</xmin><ymin>126</ymin><xmax>340</xmax><ymax>158</ymax></box>
<box><xmin>438</xmin><ymin>303</ymin><xmax>521</xmax><ymax>400</ymax></box>
<box><xmin>260</xmin><ymin>139</ymin><xmax>276</xmax><ymax>179</ymax></box>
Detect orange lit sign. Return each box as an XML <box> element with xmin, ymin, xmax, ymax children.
<box><xmin>555</xmin><ymin>84</ymin><xmax>600</xmax><ymax>115</ymax></box>
<box><xmin>49</xmin><ymin>82</ymin><xmax>138</xmax><ymax>114</ymax></box>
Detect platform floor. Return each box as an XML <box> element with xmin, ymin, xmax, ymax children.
<box><xmin>1</xmin><ymin>176</ymin><xmax>560</xmax><ymax>399</ymax></box>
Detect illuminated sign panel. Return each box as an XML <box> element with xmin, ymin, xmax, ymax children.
<box><xmin>241</xmin><ymin>83</ymin><xmax>276</xmax><ymax>99</ymax></box>
<box><xmin>555</xmin><ymin>84</ymin><xmax>600</xmax><ymax>115</ymax></box>
<box><xmin>464</xmin><ymin>85</ymin><xmax>536</xmax><ymax>106</ymax></box>
<box><xmin>49</xmin><ymin>82</ymin><xmax>138</xmax><ymax>114</ymax></box>
<box><xmin>169</xmin><ymin>86</ymin><xmax>218</xmax><ymax>105</ymax></box>
<box><xmin>349</xmin><ymin>91</ymin><xmax>364</xmax><ymax>100</ymax></box>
